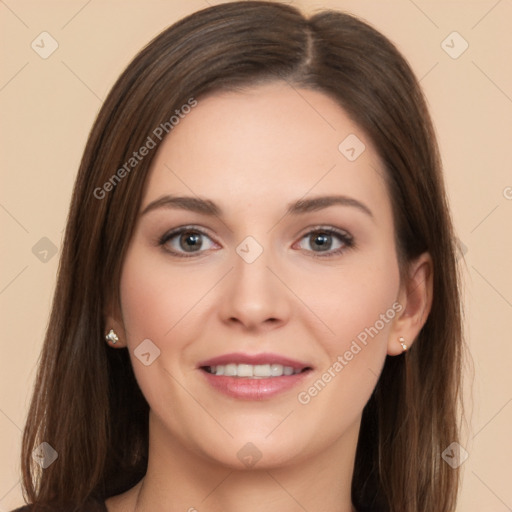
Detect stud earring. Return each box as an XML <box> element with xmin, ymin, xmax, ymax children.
<box><xmin>398</xmin><ymin>336</ymin><xmax>407</xmax><ymax>352</ymax></box>
<box><xmin>105</xmin><ymin>329</ymin><xmax>119</xmax><ymax>345</ymax></box>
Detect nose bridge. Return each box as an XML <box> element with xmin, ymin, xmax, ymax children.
<box><xmin>233</xmin><ymin>233</ymin><xmax>276</xmax><ymax>299</ymax></box>
<box><xmin>217</xmin><ymin>233</ymin><xmax>290</xmax><ymax>329</ymax></box>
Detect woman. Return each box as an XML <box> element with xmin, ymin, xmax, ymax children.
<box><xmin>13</xmin><ymin>1</ymin><xmax>465</xmax><ymax>511</ymax></box>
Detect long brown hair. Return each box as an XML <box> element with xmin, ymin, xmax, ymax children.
<box><xmin>20</xmin><ymin>2</ymin><xmax>465</xmax><ymax>510</ymax></box>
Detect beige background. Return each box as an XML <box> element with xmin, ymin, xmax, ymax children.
<box><xmin>1</xmin><ymin>0</ymin><xmax>511</xmax><ymax>510</ymax></box>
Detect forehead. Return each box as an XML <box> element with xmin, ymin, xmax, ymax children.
<box><xmin>143</xmin><ymin>82</ymin><xmax>390</xmax><ymax>220</ymax></box>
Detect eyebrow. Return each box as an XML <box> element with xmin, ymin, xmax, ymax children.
<box><xmin>141</xmin><ymin>194</ymin><xmax>374</xmax><ymax>219</ymax></box>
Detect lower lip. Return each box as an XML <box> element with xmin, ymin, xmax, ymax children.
<box><xmin>200</xmin><ymin>369</ymin><xmax>312</xmax><ymax>400</ymax></box>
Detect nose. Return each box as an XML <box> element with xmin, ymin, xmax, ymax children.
<box><xmin>217</xmin><ymin>242</ymin><xmax>291</xmax><ymax>332</ymax></box>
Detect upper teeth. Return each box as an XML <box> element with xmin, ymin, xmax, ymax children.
<box><xmin>207</xmin><ymin>363</ymin><xmax>302</xmax><ymax>378</ymax></box>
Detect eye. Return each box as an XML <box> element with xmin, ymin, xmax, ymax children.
<box><xmin>158</xmin><ymin>225</ymin><xmax>354</xmax><ymax>259</ymax></box>
<box><xmin>295</xmin><ymin>227</ymin><xmax>354</xmax><ymax>258</ymax></box>
<box><xmin>159</xmin><ymin>226</ymin><xmax>217</xmax><ymax>257</ymax></box>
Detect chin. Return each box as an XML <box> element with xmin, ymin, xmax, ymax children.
<box><xmin>193</xmin><ymin>431</ymin><xmax>312</xmax><ymax>471</ymax></box>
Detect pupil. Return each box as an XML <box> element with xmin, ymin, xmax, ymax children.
<box><xmin>180</xmin><ymin>232</ymin><xmax>201</xmax><ymax>252</ymax></box>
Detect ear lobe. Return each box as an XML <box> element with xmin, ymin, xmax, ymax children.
<box><xmin>387</xmin><ymin>252</ymin><xmax>433</xmax><ymax>356</ymax></box>
<box><xmin>104</xmin><ymin>302</ymin><xmax>127</xmax><ymax>348</ymax></box>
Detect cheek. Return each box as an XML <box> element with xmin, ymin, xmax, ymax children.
<box><xmin>117</xmin><ymin>246</ymin><xmax>193</xmax><ymax>407</ymax></box>
<box><xmin>119</xmin><ymin>246</ymin><xmax>205</xmax><ymax>343</ymax></box>
<box><xmin>307</xmin><ymin>245</ymin><xmax>400</xmax><ymax>368</ymax></box>
<box><xmin>118</xmin><ymin>247</ymin><xmax>207</xmax><ymax>424</ymax></box>
<box><xmin>294</xmin><ymin>252</ymin><xmax>400</xmax><ymax>434</ymax></box>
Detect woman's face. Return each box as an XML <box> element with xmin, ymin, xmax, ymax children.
<box><xmin>117</xmin><ymin>82</ymin><xmax>407</xmax><ymax>469</ymax></box>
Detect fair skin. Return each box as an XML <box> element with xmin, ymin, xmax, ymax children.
<box><xmin>105</xmin><ymin>82</ymin><xmax>433</xmax><ymax>512</ymax></box>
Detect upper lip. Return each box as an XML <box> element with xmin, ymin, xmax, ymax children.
<box><xmin>197</xmin><ymin>352</ymin><xmax>313</xmax><ymax>371</ymax></box>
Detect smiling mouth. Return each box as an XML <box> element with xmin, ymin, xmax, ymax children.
<box><xmin>201</xmin><ymin>363</ymin><xmax>312</xmax><ymax>378</ymax></box>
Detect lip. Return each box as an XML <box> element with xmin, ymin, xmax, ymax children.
<box><xmin>197</xmin><ymin>352</ymin><xmax>312</xmax><ymax>370</ymax></box>
<box><xmin>200</xmin><ymin>369</ymin><xmax>312</xmax><ymax>400</ymax></box>
<box><xmin>197</xmin><ymin>352</ymin><xmax>313</xmax><ymax>400</ymax></box>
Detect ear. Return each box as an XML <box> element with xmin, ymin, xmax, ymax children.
<box><xmin>104</xmin><ymin>298</ymin><xmax>127</xmax><ymax>348</ymax></box>
<box><xmin>387</xmin><ymin>251</ymin><xmax>433</xmax><ymax>356</ymax></box>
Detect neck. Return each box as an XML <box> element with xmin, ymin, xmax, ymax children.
<box><xmin>131</xmin><ymin>412</ymin><xmax>360</xmax><ymax>512</ymax></box>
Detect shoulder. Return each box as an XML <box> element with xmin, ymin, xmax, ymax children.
<box><xmin>10</xmin><ymin>498</ymin><xmax>107</xmax><ymax>512</ymax></box>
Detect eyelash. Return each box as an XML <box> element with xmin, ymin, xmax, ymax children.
<box><xmin>158</xmin><ymin>225</ymin><xmax>355</xmax><ymax>259</ymax></box>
